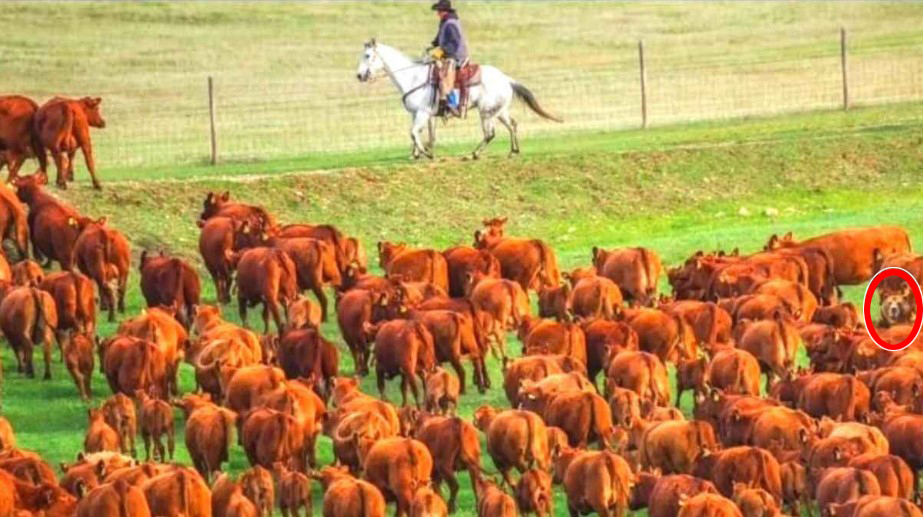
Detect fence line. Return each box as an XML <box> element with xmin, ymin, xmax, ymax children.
<box><xmin>20</xmin><ymin>29</ymin><xmax>922</xmax><ymax>169</ymax></box>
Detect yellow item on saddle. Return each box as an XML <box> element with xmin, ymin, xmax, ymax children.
<box><xmin>430</xmin><ymin>46</ymin><xmax>445</xmax><ymax>59</ymax></box>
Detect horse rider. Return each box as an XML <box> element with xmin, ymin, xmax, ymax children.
<box><xmin>429</xmin><ymin>0</ymin><xmax>469</xmax><ymax>117</ymax></box>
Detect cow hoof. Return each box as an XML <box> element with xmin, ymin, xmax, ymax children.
<box><xmin>55</xmin><ymin>182</ymin><xmax>67</xmax><ymax>190</ymax></box>
<box><xmin>92</xmin><ymin>183</ymin><xmax>102</xmax><ymax>191</ymax></box>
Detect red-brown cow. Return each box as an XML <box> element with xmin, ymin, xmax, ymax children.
<box><xmin>474</xmin><ymin>226</ymin><xmax>561</xmax><ymax>291</ymax></box>
<box><xmin>234</xmin><ymin>247</ymin><xmax>298</xmax><ymax>334</ymax></box>
<box><xmin>378</xmin><ymin>241</ymin><xmax>450</xmax><ymax>292</ymax></box>
<box><xmin>0</xmin><ymin>181</ymin><xmax>30</xmax><ymax>259</ymax></box>
<box><xmin>73</xmin><ymin>218</ymin><xmax>130</xmax><ymax>321</ymax></box>
<box><xmin>367</xmin><ymin>319</ymin><xmax>436</xmax><ymax>407</ymax></box>
<box><xmin>139</xmin><ymin>250</ymin><xmax>201</xmax><ymax>328</ymax></box>
<box><xmin>0</xmin><ymin>96</ymin><xmax>43</xmax><ymax>182</ymax></box>
<box><xmin>34</xmin><ymin>96</ymin><xmax>105</xmax><ymax>189</ymax></box>
<box><xmin>0</xmin><ymin>286</ymin><xmax>58</xmax><ymax>379</ymax></box>
<box><xmin>593</xmin><ymin>246</ymin><xmax>662</xmax><ymax>306</ymax></box>
<box><xmin>443</xmin><ymin>246</ymin><xmax>501</xmax><ymax>298</ymax></box>
<box><xmin>101</xmin><ymin>335</ymin><xmax>169</xmax><ymax>398</ymax></box>
<box><xmin>14</xmin><ymin>174</ymin><xmax>90</xmax><ymax>270</ymax></box>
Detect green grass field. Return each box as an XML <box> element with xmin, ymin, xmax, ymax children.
<box><xmin>2</xmin><ymin>2</ymin><xmax>923</xmax><ymax>516</ymax></box>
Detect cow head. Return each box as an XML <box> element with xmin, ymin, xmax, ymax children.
<box><xmin>79</xmin><ymin>97</ymin><xmax>105</xmax><ymax>128</ymax></box>
<box><xmin>481</xmin><ymin>217</ymin><xmax>508</xmax><ymax>237</ymax></box>
<box><xmin>200</xmin><ymin>191</ymin><xmax>230</xmax><ymax>221</ymax></box>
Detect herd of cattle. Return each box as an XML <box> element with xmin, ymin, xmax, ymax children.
<box><xmin>0</xmin><ymin>135</ymin><xmax>920</xmax><ymax>516</ymax></box>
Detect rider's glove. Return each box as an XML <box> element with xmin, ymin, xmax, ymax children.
<box><xmin>430</xmin><ymin>46</ymin><xmax>445</xmax><ymax>59</ymax></box>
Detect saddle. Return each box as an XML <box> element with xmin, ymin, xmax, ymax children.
<box><xmin>431</xmin><ymin>61</ymin><xmax>482</xmax><ymax>118</ymax></box>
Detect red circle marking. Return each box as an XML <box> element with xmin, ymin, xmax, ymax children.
<box><xmin>863</xmin><ymin>267</ymin><xmax>923</xmax><ymax>351</ymax></box>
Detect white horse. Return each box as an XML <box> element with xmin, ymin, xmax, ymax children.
<box><xmin>356</xmin><ymin>40</ymin><xmax>561</xmax><ymax>159</ymax></box>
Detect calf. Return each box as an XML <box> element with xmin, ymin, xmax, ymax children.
<box><xmin>443</xmin><ymin>245</ymin><xmax>500</xmax><ymax>298</ymax></box>
<box><xmin>40</xmin><ymin>271</ymin><xmax>96</xmax><ymax>348</ymax></box>
<box><xmin>84</xmin><ymin>408</ymin><xmax>121</xmax><ymax>453</ymax></box>
<box><xmin>139</xmin><ymin>250</ymin><xmax>201</xmax><ymax>328</ymax></box>
<box><xmin>199</xmin><ymin>191</ymin><xmax>276</xmax><ymax>230</ymax></box>
<box><xmin>645</xmin><ymin>474</ymin><xmax>719</xmax><ymax>517</ymax></box>
<box><xmin>11</xmin><ymin>260</ymin><xmax>43</xmax><ymax>287</ymax></box>
<box><xmin>593</xmin><ymin>246</ymin><xmax>662</xmax><ymax>305</ymax></box>
<box><xmin>102</xmin><ymin>393</ymin><xmax>138</xmax><ymax>457</ymax></box>
<box><xmin>410</xmin><ymin>486</ymin><xmax>448</xmax><ymax>517</ymax></box>
<box><xmin>75</xmin><ymin>479</ymin><xmax>151</xmax><ymax>517</ymax></box>
<box><xmin>515</xmin><ymin>469</ymin><xmax>552</xmax><ymax>517</ymax></box>
<box><xmin>0</xmin><ymin>286</ymin><xmax>58</xmax><ymax>379</ymax></box>
<box><xmin>234</xmin><ymin>247</ymin><xmax>298</xmax><ymax>334</ymax></box>
<box><xmin>240</xmin><ymin>465</ymin><xmax>274</xmax><ymax>517</ymax></box>
<box><xmin>605</xmin><ymin>350</ymin><xmax>671</xmax><ymax>406</ymax></box>
<box><xmin>240</xmin><ymin>408</ymin><xmax>305</xmax><ymax>471</ymax></box>
<box><xmin>736</xmin><ymin>312</ymin><xmax>801</xmax><ymax>391</ymax></box>
<box><xmin>101</xmin><ymin>335</ymin><xmax>169</xmax><ymax>398</ymax></box>
<box><xmin>212</xmin><ymin>473</ymin><xmax>259</xmax><ymax>517</ymax></box>
<box><xmin>135</xmin><ymin>390</ymin><xmax>174</xmax><ymax>462</ymax></box>
<box><xmin>570</xmin><ymin>275</ymin><xmax>623</xmax><ymax>320</ymax></box>
<box><xmin>677</xmin><ymin>492</ymin><xmax>743</xmax><ymax>517</ymax></box>
<box><xmin>285</xmin><ymin>295</ymin><xmax>321</xmax><ymax>330</ymax></box>
<box><xmin>274</xmin><ymin>461</ymin><xmax>312</xmax><ymax>517</ymax></box>
<box><xmin>473</xmin><ymin>474</ymin><xmax>518</xmax><ymax>517</ymax></box>
<box><xmin>424</xmin><ymin>367</ymin><xmax>460</xmax><ymax>415</ymax></box>
<box><xmin>537</xmin><ymin>283</ymin><xmax>569</xmax><ymax>321</ymax></box>
<box><xmin>641</xmin><ymin>420</ymin><xmax>718</xmax><ymax>475</ymax></box>
<box><xmin>63</xmin><ymin>332</ymin><xmax>94</xmax><ymax>400</ymax></box>
<box><xmin>174</xmin><ymin>393</ymin><xmax>236</xmax><ymax>480</ymax></box>
<box><xmin>410</xmin><ymin>413</ymin><xmax>481</xmax><ymax>512</ymax></box>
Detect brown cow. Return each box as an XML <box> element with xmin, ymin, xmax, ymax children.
<box><xmin>336</xmin><ymin>288</ymin><xmax>400</xmax><ymax>376</ymax></box>
<box><xmin>119</xmin><ymin>307</ymin><xmax>188</xmax><ymax>397</ymax></box>
<box><xmin>705</xmin><ymin>349</ymin><xmax>763</xmax><ymax>397</ymax></box>
<box><xmin>271</xmin><ymin>236</ymin><xmax>341</xmax><ymax>321</ymax></box>
<box><xmin>605</xmin><ymin>351</ymin><xmax>671</xmax><ymax>406</ymax></box>
<box><xmin>468</xmin><ymin>273</ymin><xmax>531</xmax><ymax>365</ymax></box>
<box><xmin>677</xmin><ymin>492</ymin><xmax>743</xmax><ymax>517</ymax></box>
<box><xmin>360</xmin><ymin>436</ymin><xmax>433</xmax><ymax>517</ymax></box>
<box><xmin>198</xmin><ymin>216</ymin><xmax>254</xmax><ymax>304</ymax></box>
<box><xmin>367</xmin><ymin>319</ymin><xmax>436</xmax><ymax>407</ymax></box>
<box><xmin>473</xmin><ymin>474</ymin><xmax>517</xmax><ymax>517</ymax></box>
<box><xmin>815</xmin><ymin>467</ymin><xmax>881</xmax><ymax>513</ymax></box>
<box><xmin>277</xmin><ymin>326</ymin><xmax>338</xmax><ymax>392</ymax></box>
<box><xmin>515</xmin><ymin>469</ymin><xmax>552</xmax><ymax>517</ymax></box>
<box><xmin>570</xmin><ymin>275</ymin><xmax>623</xmax><ymax>320</ymax></box>
<box><xmin>40</xmin><ymin>271</ymin><xmax>96</xmax><ymax>348</ymax></box>
<box><xmin>881</xmin><ymin>413</ymin><xmax>923</xmax><ymax>489</ymax></box>
<box><xmin>239</xmin><ymin>466</ymin><xmax>274</xmax><ymax>517</ymax></box>
<box><xmin>11</xmin><ymin>259</ymin><xmax>42</xmax><ymax>287</ymax></box>
<box><xmin>313</xmin><ymin>466</ymin><xmax>386</xmax><ymax>517</ymax></box>
<box><xmin>474</xmin><ymin>227</ymin><xmax>561</xmax><ymax>291</ymax></box>
<box><xmin>259</xmin><ymin>379</ymin><xmax>327</xmax><ymax>469</ymax></box>
<box><xmin>644</xmin><ymin>474</ymin><xmax>719</xmax><ymax>517</ymax></box>
<box><xmin>85</xmin><ymin>408</ymin><xmax>121</xmax><ymax>453</ymax></box>
<box><xmin>410</xmin><ymin>486</ymin><xmax>448</xmax><ymax>517</ymax></box>
<box><xmin>443</xmin><ymin>245</ymin><xmax>501</xmax><ymax>298</ymax></box>
<box><xmin>593</xmin><ymin>246</ymin><xmax>662</xmax><ymax>305</ymax></box>
<box><xmin>73</xmin><ymin>218</ymin><xmax>130</xmax><ymax>321</ymax></box>
<box><xmin>563</xmin><ymin>450</ymin><xmax>634</xmax><ymax>517</ymax></box>
<box><xmin>641</xmin><ymin>420</ymin><xmax>718</xmax><ymax>475</ymax></box>
<box><xmin>662</xmin><ymin>300</ymin><xmax>732</xmax><ymax>351</ymax></box>
<box><xmin>240</xmin><ymin>408</ymin><xmax>305</xmax><ymax>471</ymax></box>
<box><xmin>813</xmin><ymin>302</ymin><xmax>860</xmax><ymax>329</ymax></box>
<box><xmin>174</xmin><ymin>393</ymin><xmax>236</xmax><ymax>480</ymax></box>
<box><xmin>502</xmin><ymin>354</ymin><xmax>586</xmax><ymax>406</ymax></box>
<box><xmin>0</xmin><ymin>96</ymin><xmax>43</xmax><ymax>183</ymax></box>
<box><xmin>517</xmin><ymin>372</ymin><xmax>594</xmax><ymax>416</ymax></box>
<box><xmin>285</xmin><ymin>295</ymin><xmax>322</xmax><ymax>330</ymax></box>
<box><xmin>410</xmin><ymin>307</ymin><xmax>486</xmax><ymax>394</ymax></box>
<box><xmin>732</xmin><ymin>481</ymin><xmax>781</xmax><ymax>517</ymax></box>
<box><xmin>407</xmin><ymin>413</ymin><xmax>481</xmax><ymax>512</ymax></box>
<box><xmin>736</xmin><ymin>312</ymin><xmax>801</xmax><ymax>391</ymax></box>
<box><xmin>474</xmin><ymin>407</ymin><xmax>550</xmax><ymax>489</ymax></box>
<box><xmin>101</xmin><ymin>335</ymin><xmax>169</xmax><ymax>398</ymax></box>
<box><xmin>142</xmin><ymin>467</ymin><xmax>211</xmax><ymax>517</ymax></box>
<box><xmin>378</xmin><ymin>241</ymin><xmax>450</xmax><ymax>292</ymax></box>
<box><xmin>199</xmin><ymin>191</ymin><xmax>277</xmax><ymax>231</ymax></box>
<box><xmin>544</xmin><ymin>390</ymin><xmax>619</xmax><ymax>450</ymax></box>
<box><xmin>798</xmin><ymin>373</ymin><xmax>870</xmax><ymax>421</ymax></box>
<box><xmin>848</xmin><ymin>454</ymin><xmax>915</xmax><ymax>499</ymax></box>
<box><xmin>63</xmin><ymin>332</ymin><xmax>94</xmax><ymax>400</ymax></box>
<box><xmin>14</xmin><ymin>173</ymin><xmax>87</xmax><ymax>269</ymax></box>
<box><xmin>826</xmin><ymin>495</ymin><xmax>923</xmax><ymax>517</ymax></box>
<box><xmin>766</xmin><ymin>227</ymin><xmax>912</xmax><ymax>285</ymax></box>
<box><xmin>75</xmin><ymin>479</ymin><xmax>151</xmax><ymax>517</ymax></box>
<box><xmin>192</xmin><ymin>305</ymin><xmax>264</xmax><ymax>364</ymax></box>
<box><xmin>753</xmin><ymin>278</ymin><xmax>818</xmax><ymax>323</ymax></box>
<box><xmin>581</xmin><ymin>318</ymin><xmax>639</xmax><ymax>385</ymax></box>
<box><xmin>135</xmin><ymin>390</ymin><xmax>174</xmax><ymax>462</ymax></box>
<box><xmin>33</xmin><ymin>96</ymin><xmax>105</xmax><ymax>189</ymax></box>
<box><xmin>624</xmin><ymin>308</ymin><xmax>695</xmax><ymax>364</ymax></box>
<box><xmin>234</xmin><ymin>247</ymin><xmax>298</xmax><ymax>334</ymax></box>
<box><xmin>223</xmin><ymin>365</ymin><xmax>286</xmax><ymax>413</ymax></box>
<box><xmin>693</xmin><ymin>446</ymin><xmax>783</xmax><ymax>502</ymax></box>
<box><xmin>424</xmin><ymin>367</ymin><xmax>460</xmax><ymax>415</ymax></box>
<box><xmin>519</xmin><ymin>316</ymin><xmax>588</xmax><ymax>365</ymax></box>
<box><xmin>139</xmin><ymin>250</ymin><xmax>201</xmax><ymax>328</ymax></box>
<box><xmin>0</xmin><ymin>286</ymin><xmax>58</xmax><ymax>378</ymax></box>
<box><xmin>276</xmin><ymin>223</ymin><xmax>353</xmax><ymax>275</ymax></box>
<box><xmin>212</xmin><ymin>473</ymin><xmax>259</xmax><ymax>517</ymax></box>
<box><xmin>537</xmin><ymin>283</ymin><xmax>570</xmax><ymax>321</ymax></box>
<box><xmin>102</xmin><ymin>393</ymin><xmax>137</xmax><ymax>457</ymax></box>
<box><xmin>273</xmin><ymin>461</ymin><xmax>312</xmax><ymax>517</ymax></box>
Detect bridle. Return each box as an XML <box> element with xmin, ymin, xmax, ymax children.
<box><xmin>366</xmin><ymin>43</ymin><xmax>436</xmax><ymax>107</ymax></box>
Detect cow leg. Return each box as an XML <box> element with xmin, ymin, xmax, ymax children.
<box><xmin>142</xmin><ymin>430</ymin><xmax>151</xmax><ymax>461</ymax></box>
<box><xmin>269</xmin><ymin>299</ymin><xmax>285</xmax><ymax>335</ymax></box>
<box><xmin>500</xmin><ymin>467</ymin><xmax>516</xmax><ymax>491</ymax></box>
<box><xmin>50</xmin><ymin>149</ymin><xmax>68</xmax><ymax>189</ymax></box>
<box><xmin>497</xmin><ymin>111</ymin><xmax>520</xmax><ymax>156</ymax></box>
<box><xmin>400</xmin><ymin>373</ymin><xmax>411</xmax><ymax>407</ymax></box>
<box><xmin>376</xmin><ymin>368</ymin><xmax>388</xmax><ymax>402</ymax></box>
<box><xmin>238</xmin><ymin>297</ymin><xmax>249</xmax><ymax>329</ymax></box>
<box><xmin>66</xmin><ymin>148</ymin><xmax>76</xmax><ymax>182</ymax></box>
<box><xmin>117</xmin><ymin>278</ymin><xmax>127</xmax><ymax>314</ymax></box>
<box><xmin>5</xmin><ymin>152</ymin><xmax>26</xmax><ymax>183</ymax></box>
<box><xmin>445</xmin><ymin>470</ymin><xmax>460</xmax><ymax>513</ymax></box>
<box><xmin>79</xmin><ymin>142</ymin><xmax>102</xmax><ymax>190</ymax></box>
<box><xmin>450</xmin><ymin>356</ymin><xmax>467</xmax><ymax>395</ymax></box>
<box><xmin>22</xmin><ymin>339</ymin><xmax>34</xmax><ymax>378</ymax></box>
<box><xmin>471</xmin><ymin>115</ymin><xmax>497</xmax><ymax>160</ymax></box>
<box><xmin>261</xmin><ymin>303</ymin><xmax>271</xmax><ymax>335</ymax></box>
<box><xmin>41</xmin><ymin>339</ymin><xmax>52</xmax><ymax>380</ymax></box>
<box><xmin>311</xmin><ymin>285</ymin><xmax>329</xmax><ymax>322</ymax></box>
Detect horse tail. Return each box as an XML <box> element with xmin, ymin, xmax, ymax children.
<box><xmin>511</xmin><ymin>82</ymin><xmax>563</xmax><ymax>122</ymax></box>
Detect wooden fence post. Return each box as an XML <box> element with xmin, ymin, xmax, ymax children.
<box><xmin>840</xmin><ymin>27</ymin><xmax>849</xmax><ymax>111</ymax></box>
<box><xmin>207</xmin><ymin>76</ymin><xmax>218</xmax><ymax>165</ymax></box>
<box><xmin>638</xmin><ymin>40</ymin><xmax>648</xmax><ymax>128</ymax></box>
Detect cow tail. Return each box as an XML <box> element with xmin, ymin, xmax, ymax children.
<box><xmin>358</xmin><ymin>480</ymin><xmax>367</xmax><ymax>517</ymax></box>
<box><xmin>643</xmin><ymin>354</ymin><xmax>659</xmax><ymax>404</ymax></box>
<box><xmin>466</xmin><ymin>299</ymin><xmax>488</xmax><ymax>355</ymax></box>
<box><xmin>407</xmin><ymin>440</ymin><xmax>421</xmax><ymax>490</ymax></box>
<box><xmin>30</xmin><ymin>288</ymin><xmax>47</xmax><ymax>346</ymax></box>
<box><xmin>754</xmin><ymin>449</ymin><xmax>778</xmax><ymax>499</ymax></box>
<box><xmin>413</xmin><ymin>321</ymin><xmax>434</xmax><ymax>371</ymax></box>
<box><xmin>775</xmin><ymin>313</ymin><xmax>791</xmax><ymax>373</ymax></box>
<box><xmin>637</xmin><ymin>247</ymin><xmax>653</xmax><ymax>300</ymax></box>
<box><xmin>671</xmin><ymin>313</ymin><xmax>688</xmax><ymax>360</ymax></box>
<box><xmin>504</xmin><ymin>281</ymin><xmax>521</xmax><ymax>327</ymax></box>
<box><xmin>731</xmin><ymin>353</ymin><xmax>744</xmax><ymax>393</ymax></box>
<box><xmin>177</xmin><ymin>469</ymin><xmax>190</xmax><ymax>517</ymax></box>
<box><xmin>854</xmin><ymin>469</ymin><xmax>871</xmax><ymax>496</ymax></box>
<box><xmin>114</xmin><ymin>479</ymin><xmax>131</xmax><ymax>517</ymax></box>
<box><xmin>329</xmin><ymin>226</ymin><xmax>347</xmax><ymax>271</ymax></box>
<box><xmin>893</xmin><ymin>456</ymin><xmax>908</xmax><ymax>498</ymax></box>
<box><xmin>604</xmin><ymin>453</ymin><xmax>623</xmax><ymax>507</ymax></box>
<box><xmin>535</xmin><ymin>240</ymin><xmax>558</xmax><ymax>287</ymax></box>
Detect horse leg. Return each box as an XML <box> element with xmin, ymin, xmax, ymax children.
<box><xmin>409</xmin><ymin>111</ymin><xmax>432</xmax><ymax>160</ymax></box>
<box><xmin>497</xmin><ymin>111</ymin><xmax>520</xmax><ymax>155</ymax></box>
<box><xmin>471</xmin><ymin>114</ymin><xmax>496</xmax><ymax>160</ymax></box>
<box><xmin>426</xmin><ymin>117</ymin><xmax>437</xmax><ymax>155</ymax></box>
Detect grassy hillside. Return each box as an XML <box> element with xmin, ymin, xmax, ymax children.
<box><xmin>2</xmin><ymin>2</ymin><xmax>921</xmax><ymax>165</ymax></box>
<box><xmin>0</xmin><ymin>102</ymin><xmax>918</xmax><ymax>516</ymax></box>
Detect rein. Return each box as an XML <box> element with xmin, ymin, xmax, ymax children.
<box><xmin>370</xmin><ymin>45</ymin><xmax>436</xmax><ymax>108</ymax></box>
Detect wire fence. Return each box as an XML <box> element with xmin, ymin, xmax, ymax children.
<box><xmin>28</xmin><ymin>27</ymin><xmax>923</xmax><ymax>169</ymax></box>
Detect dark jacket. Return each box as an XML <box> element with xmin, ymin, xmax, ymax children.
<box><xmin>432</xmin><ymin>13</ymin><xmax>469</xmax><ymax>63</ymax></box>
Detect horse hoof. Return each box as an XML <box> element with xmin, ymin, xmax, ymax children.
<box><xmin>471</xmin><ymin>152</ymin><xmax>480</xmax><ymax>160</ymax></box>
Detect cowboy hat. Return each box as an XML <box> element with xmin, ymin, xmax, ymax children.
<box><xmin>431</xmin><ymin>0</ymin><xmax>456</xmax><ymax>12</ymax></box>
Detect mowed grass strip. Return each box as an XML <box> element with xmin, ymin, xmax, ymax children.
<box><xmin>0</xmin><ymin>109</ymin><xmax>918</xmax><ymax>515</ymax></box>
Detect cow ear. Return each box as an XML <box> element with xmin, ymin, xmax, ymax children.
<box><xmin>783</xmin><ymin>231</ymin><xmax>793</xmax><ymax>240</ymax></box>
<box><xmin>93</xmin><ymin>97</ymin><xmax>102</xmax><ymax>106</ymax></box>
<box><xmin>96</xmin><ymin>217</ymin><xmax>107</xmax><ymax>226</ymax></box>
<box><xmin>592</xmin><ymin>246</ymin><xmax>599</xmax><ymax>261</ymax></box>
<box><xmin>499</xmin><ymin>216</ymin><xmax>508</xmax><ymax>224</ymax></box>
<box><xmin>221</xmin><ymin>191</ymin><xmax>230</xmax><ymax>201</ymax></box>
